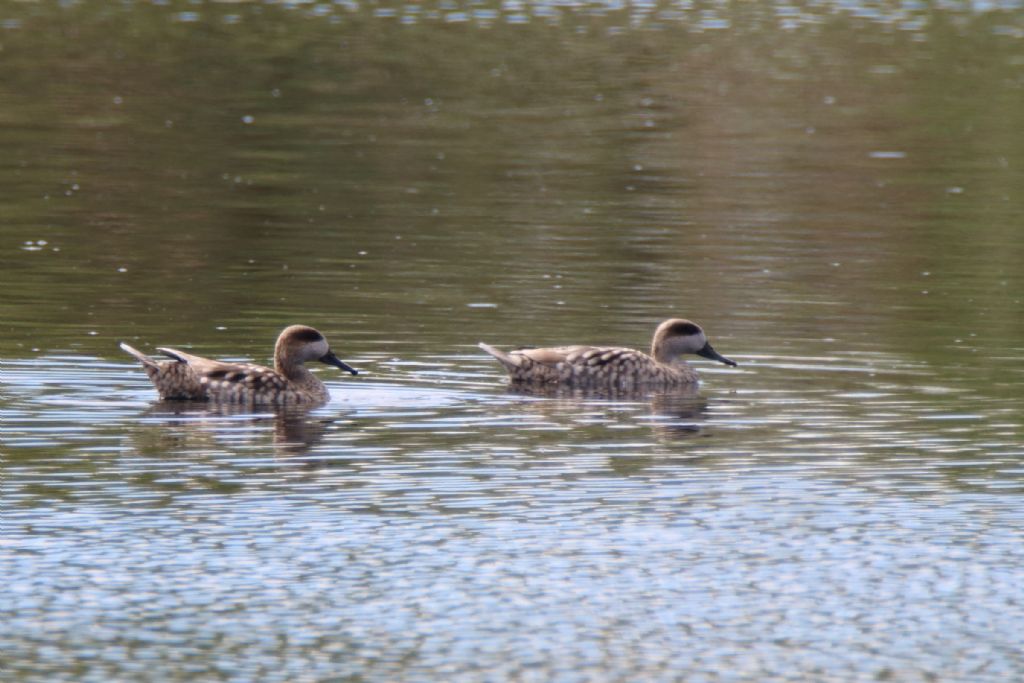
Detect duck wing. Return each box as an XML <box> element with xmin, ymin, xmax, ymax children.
<box><xmin>155</xmin><ymin>348</ymin><xmax>290</xmax><ymax>401</ymax></box>
<box><xmin>479</xmin><ymin>343</ymin><xmax>587</xmax><ymax>373</ymax></box>
<box><xmin>523</xmin><ymin>345</ymin><xmax>647</xmax><ymax>368</ymax></box>
<box><xmin>155</xmin><ymin>347</ymin><xmax>262</xmax><ymax>377</ymax></box>
<box><xmin>517</xmin><ymin>345</ymin><xmax>589</xmax><ymax>365</ymax></box>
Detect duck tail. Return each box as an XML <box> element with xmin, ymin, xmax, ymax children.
<box><xmin>119</xmin><ymin>342</ymin><xmax>159</xmax><ymax>368</ymax></box>
<box><xmin>478</xmin><ymin>342</ymin><xmax>522</xmax><ymax>370</ymax></box>
<box><xmin>155</xmin><ymin>347</ymin><xmax>192</xmax><ymax>364</ymax></box>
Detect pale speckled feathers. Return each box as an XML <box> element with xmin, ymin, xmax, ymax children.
<box><xmin>480</xmin><ymin>343</ymin><xmax>697</xmax><ymax>388</ymax></box>
<box><xmin>121</xmin><ymin>325</ymin><xmax>355</xmax><ymax>405</ymax></box>
<box><xmin>478</xmin><ymin>318</ymin><xmax>735</xmax><ymax>389</ymax></box>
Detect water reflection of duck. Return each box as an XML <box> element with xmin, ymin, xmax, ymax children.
<box><xmin>503</xmin><ymin>382</ymin><xmax>711</xmax><ymax>450</ymax></box>
<box><xmin>479</xmin><ymin>318</ymin><xmax>737</xmax><ymax>389</ymax></box>
<box><xmin>120</xmin><ymin>325</ymin><xmax>358</xmax><ymax>405</ymax></box>
<box><xmin>135</xmin><ymin>402</ymin><xmax>334</xmax><ymax>458</ymax></box>
<box><xmin>502</xmin><ymin>380</ymin><xmax>700</xmax><ymax>402</ymax></box>
<box><xmin>506</xmin><ymin>382</ymin><xmax>708</xmax><ymax>422</ymax></box>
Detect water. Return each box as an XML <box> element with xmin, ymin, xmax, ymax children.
<box><xmin>3</xmin><ymin>1</ymin><xmax>1024</xmax><ymax>680</ymax></box>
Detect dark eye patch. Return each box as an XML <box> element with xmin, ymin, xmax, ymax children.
<box><xmin>290</xmin><ymin>328</ymin><xmax>325</xmax><ymax>343</ymax></box>
<box><xmin>669</xmin><ymin>321</ymin><xmax>701</xmax><ymax>336</ymax></box>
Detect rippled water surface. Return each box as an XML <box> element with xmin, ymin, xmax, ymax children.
<box><xmin>3</xmin><ymin>1</ymin><xmax>1024</xmax><ymax>681</ymax></box>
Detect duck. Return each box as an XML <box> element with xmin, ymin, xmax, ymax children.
<box><xmin>120</xmin><ymin>324</ymin><xmax>357</xmax><ymax>404</ymax></box>
<box><xmin>478</xmin><ymin>318</ymin><xmax>736</xmax><ymax>388</ymax></box>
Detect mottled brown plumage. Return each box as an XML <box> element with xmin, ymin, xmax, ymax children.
<box><xmin>479</xmin><ymin>318</ymin><xmax>736</xmax><ymax>389</ymax></box>
<box><xmin>120</xmin><ymin>325</ymin><xmax>357</xmax><ymax>405</ymax></box>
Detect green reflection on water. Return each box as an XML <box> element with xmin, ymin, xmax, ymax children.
<box><xmin>0</xmin><ymin>1</ymin><xmax>1022</xmax><ymax>392</ymax></box>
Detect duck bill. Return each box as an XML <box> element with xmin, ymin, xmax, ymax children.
<box><xmin>319</xmin><ymin>350</ymin><xmax>358</xmax><ymax>375</ymax></box>
<box><xmin>696</xmin><ymin>342</ymin><xmax>737</xmax><ymax>367</ymax></box>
